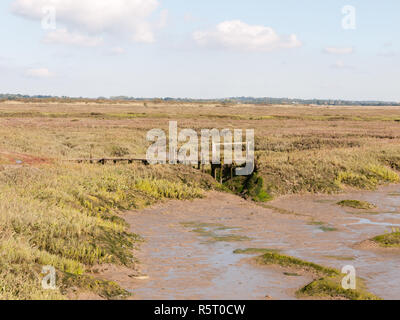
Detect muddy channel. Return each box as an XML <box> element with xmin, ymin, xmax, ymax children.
<box><xmin>118</xmin><ymin>185</ymin><xmax>400</xmax><ymax>300</ymax></box>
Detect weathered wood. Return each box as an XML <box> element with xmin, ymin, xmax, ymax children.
<box><xmin>63</xmin><ymin>157</ymin><xmax>149</xmax><ymax>164</ymax></box>
<box><xmin>64</xmin><ymin>157</ymin><xmax>253</xmax><ymax>182</ymax></box>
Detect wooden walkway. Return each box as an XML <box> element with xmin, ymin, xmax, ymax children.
<box><xmin>64</xmin><ymin>157</ymin><xmax>252</xmax><ymax>183</ymax></box>
<box><xmin>63</xmin><ymin>157</ymin><xmax>149</xmax><ymax>165</ymax></box>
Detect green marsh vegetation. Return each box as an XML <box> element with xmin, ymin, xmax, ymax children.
<box><xmin>233</xmin><ymin>248</ymin><xmax>280</xmax><ymax>255</ymax></box>
<box><xmin>2</xmin><ymin>101</ymin><xmax>400</xmax><ymax>199</ymax></box>
<box><xmin>241</xmin><ymin>250</ymin><xmax>380</xmax><ymax>300</ymax></box>
<box><xmin>1</xmin><ymin>101</ymin><xmax>400</xmax><ymax>299</ymax></box>
<box><xmin>180</xmin><ymin>222</ymin><xmax>250</xmax><ymax>243</ymax></box>
<box><xmin>371</xmin><ymin>228</ymin><xmax>400</xmax><ymax>248</ymax></box>
<box><xmin>0</xmin><ymin>163</ymin><xmax>215</xmax><ymax>299</ymax></box>
<box><xmin>307</xmin><ymin>220</ymin><xmax>337</xmax><ymax>232</ymax></box>
<box><xmin>337</xmin><ymin>200</ymin><xmax>376</xmax><ymax>210</ymax></box>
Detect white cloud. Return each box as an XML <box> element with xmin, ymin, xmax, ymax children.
<box><xmin>324</xmin><ymin>47</ymin><xmax>354</xmax><ymax>55</ymax></box>
<box><xmin>11</xmin><ymin>0</ymin><xmax>160</xmax><ymax>44</ymax></box>
<box><xmin>43</xmin><ymin>28</ymin><xmax>103</xmax><ymax>47</ymax></box>
<box><xmin>25</xmin><ymin>68</ymin><xmax>54</xmax><ymax>78</ymax></box>
<box><xmin>193</xmin><ymin>20</ymin><xmax>302</xmax><ymax>52</ymax></box>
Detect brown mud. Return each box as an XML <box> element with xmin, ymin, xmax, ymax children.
<box><xmin>113</xmin><ymin>185</ymin><xmax>400</xmax><ymax>300</ymax></box>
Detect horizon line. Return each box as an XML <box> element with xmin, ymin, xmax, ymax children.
<box><xmin>1</xmin><ymin>93</ymin><xmax>399</xmax><ymax>104</ymax></box>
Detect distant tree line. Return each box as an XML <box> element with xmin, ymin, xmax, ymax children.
<box><xmin>0</xmin><ymin>93</ymin><xmax>399</xmax><ymax>106</ymax></box>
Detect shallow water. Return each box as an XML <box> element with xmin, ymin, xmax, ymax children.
<box><xmin>126</xmin><ymin>211</ymin><xmax>309</xmax><ymax>300</ymax></box>
<box><xmin>122</xmin><ymin>185</ymin><xmax>400</xmax><ymax>300</ymax></box>
<box><xmin>345</xmin><ymin>217</ymin><xmax>400</xmax><ymax>227</ymax></box>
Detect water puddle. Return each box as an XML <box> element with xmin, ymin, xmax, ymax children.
<box><xmin>345</xmin><ymin>218</ymin><xmax>400</xmax><ymax>228</ymax></box>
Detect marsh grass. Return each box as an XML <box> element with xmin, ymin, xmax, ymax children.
<box><xmin>306</xmin><ymin>221</ymin><xmax>337</xmax><ymax>232</ymax></box>
<box><xmin>0</xmin><ymin>163</ymin><xmax>214</xmax><ymax>299</ymax></box>
<box><xmin>254</xmin><ymin>251</ymin><xmax>380</xmax><ymax>300</ymax></box>
<box><xmin>308</xmin><ymin>221</ymin><xmax>324</xmax><ymax>226</ymax></box>
<box><xmin>283</xmin><ymin>272</ymin><xmax>301</xmax><ymax>277</ymax></box>
<box><xmin>210</xmin><ymin>235</ymin><xmax>250</xmax><ymax>242</ymax></box>
<box><xmin>319</xmin><ymin>226</ymin><xmax>338</xmax><ymax>232</ymax></box>
<box><xmin>223</xmin><ymin>167</ymin><xmax>273</xmax><ymax>202</ymax></box>
<box><xmin>1</xmin><ymin>102</ymin><xmax>400</xmax><ymax>199</ymax></box>
<box><xmin>1</xmin><ymin>101</ymin><xmax>400</xmax><ymax>299</ymax></box>
<box><xmin>256</xmin><ymin>252</ymin><xmax>339</xmax><ymax>277</ymax></box>
<box><xmin>60</xmin><ymin>272</ymin><xmax>130</xmax><ymax>299</ymax></box>
<box><xmin>297</xmin><ymin>276</ymin><xmax>381</xmax><ymax>300</ymax></box>
<box><xmin>372</xmin><ymin>231</ymin><xmax>400</xmax><ymax>247</ymax></box>
<box><xmin>180</xmin><ymin>222</ymin><xmax>249</xmax><ymax>243</ymax></box>
<box><xmin>233</xmin><ymin>248</ymin><xmax>280</xmax><ymax>255</ymax></box>
<box><xmin>323</xmin><ymin>255</ymin><xmax>355</xmax><ymax>261</ymax></box>
<box><xmin>337</xmin><ymin>200</ymin><xmax>376</xmax><ymax>210</ymax></box>
<box><xmin>258</xmin><ymin>149</ymin><xmax>400</xmax><ymax>196</ymax></box>
<box><xmin>260</xmin><ymin>204</ymin><xmax>305</xmax><ymax>216</ymax></box>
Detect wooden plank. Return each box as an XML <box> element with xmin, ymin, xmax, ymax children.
<box><xmin>63</xmin><ymin>158</ymin><xmax>149</xmax><ymax>164</ymax></box>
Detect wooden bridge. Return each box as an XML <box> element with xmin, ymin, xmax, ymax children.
<box><xmin>63</xmin><ymin>157</ymin><xmax>149</xmax><ymax>165</ymax></box>
<box><xmin>64</xmin><ymin>157</ymin><xmax>251</xmax><ymax>183</ymax></box>
<box><xmin>64</xmin><ymin>142</ymin><xmax>253</xmax><ymax>182</ymax></box>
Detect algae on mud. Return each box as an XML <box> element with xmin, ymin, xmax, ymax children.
<box><xmin>233</xmin><ymin>248</ymin><xmax>280</xmax><ymax>255</ymax></box>
<box><xmin>181</xmin><ymin>222</ymin><xmax>250</xmax><ymax>243</ymax></box>
<box><xmin>338</xmin><ymin>200</ymin><xmax>376</xmax><ymax>210</ymax></box>
<box><xmin>248</xmin><ymin>251</ymin><xmax>380</xmax><ymax>300</ymax></box>
<box><xmin>372</xmin><ymin>232</ymin><xmax>400</xmax><ymax>248</ymax></box>
<box><xmin>297</xmin><ymin>276</ymin><xmax>381</xmax><ymax>300</ymax></box>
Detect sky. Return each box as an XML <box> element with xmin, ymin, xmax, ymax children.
<box><xmin>0</xmin><ymin>0</ymin><xmax>399</xmax><ymax>101</ymax></box>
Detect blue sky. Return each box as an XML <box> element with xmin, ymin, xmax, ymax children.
<box><xmin>0</xmin><ymin>0</ymin><xmax>399</xmax><ymax>101</ymax></box>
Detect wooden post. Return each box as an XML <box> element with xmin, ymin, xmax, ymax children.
<box><xmin>89</xmin><ymin>144</ymin><xmax>94</xmax><ymax>161</ymax></box>
<box><xmin>212</xmin><ymin>164</ymin><xmax>217</xmax><ymax>180</ymax></box>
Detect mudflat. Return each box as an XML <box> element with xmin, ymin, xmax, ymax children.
<box><xmin>119</xmin><ymin>185</ymin><xmax>400</xmax><ymax>300</ymax></box>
